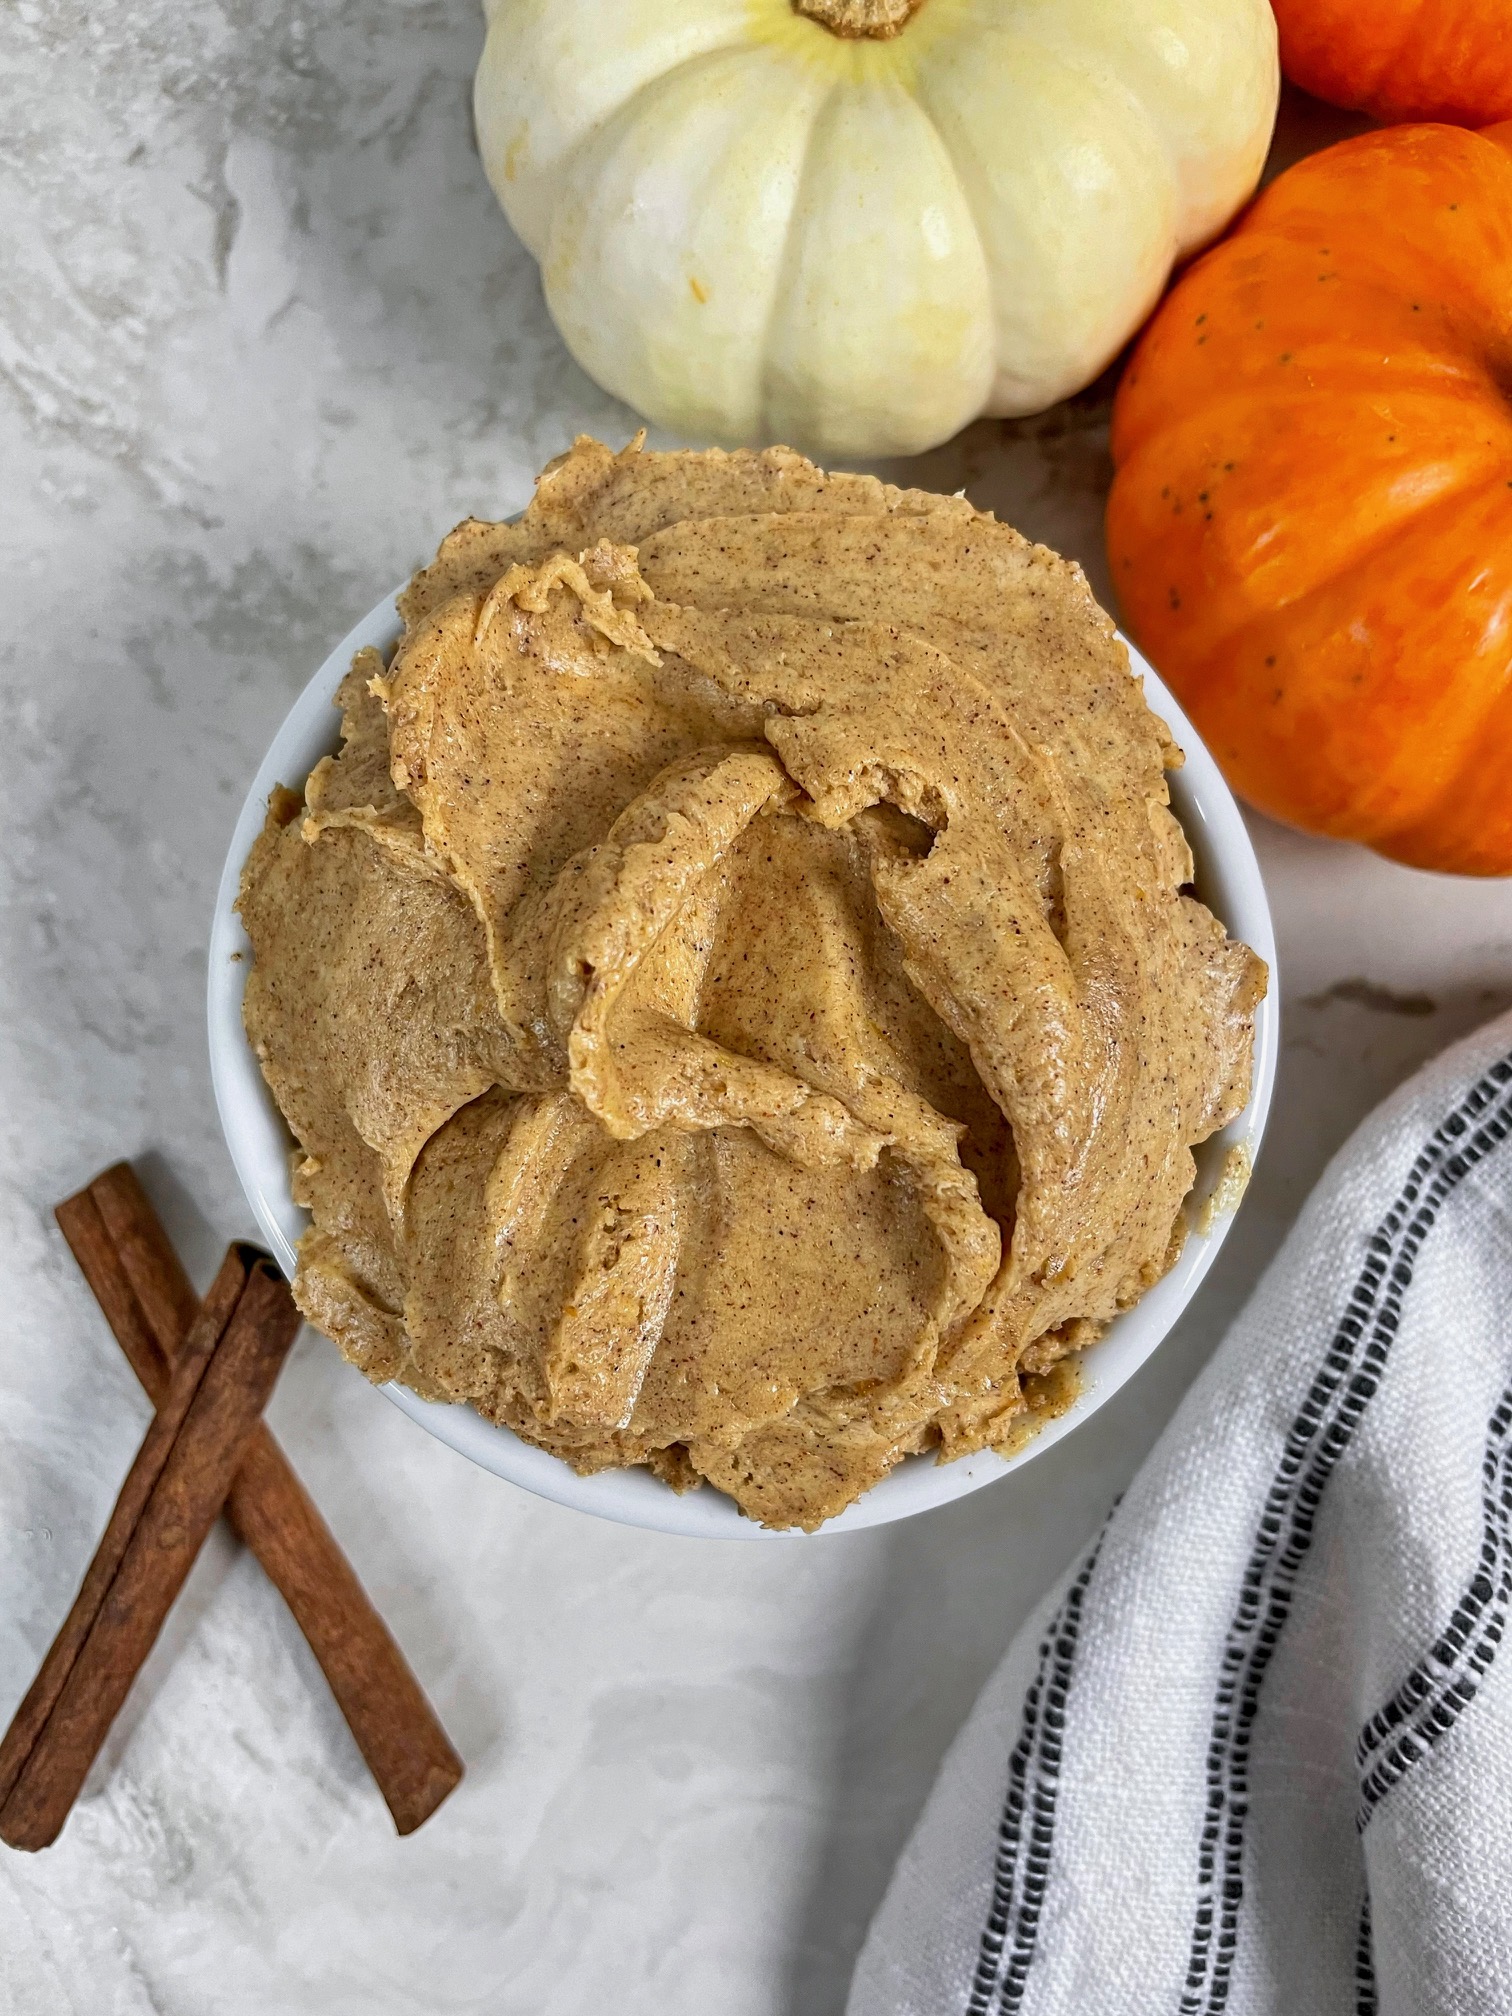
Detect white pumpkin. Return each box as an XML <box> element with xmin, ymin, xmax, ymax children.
<box><xmin>475</xmin><ymin>0</ymin><xmax>1278</xmax><ymax>458</ymax></box>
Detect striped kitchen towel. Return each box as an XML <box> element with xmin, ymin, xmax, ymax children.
<box><xmin>849</xmin><ymin>1008</ymin><xmax>1512</xmax><ymax>2016</ymax></box>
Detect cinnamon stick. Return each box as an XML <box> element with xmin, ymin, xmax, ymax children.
<box><xmin>0</xmin><ymin>1243</ymin><xmax>251</xmax><ymax>1821</ymax></box>
<box><xmin>0</xmin><ymin>1253</ymin><xmax>300</xmax><ymax>1850</ymax></box>
<box><xmin>85</xmin><ymin>1167</ymin><xmax>199</xmax><ymax>1382</ymax></box>
<box><xmin>55</xmin><ymin>1166</ymin><xmax>463</xmax><ymax>1835</ymax></box>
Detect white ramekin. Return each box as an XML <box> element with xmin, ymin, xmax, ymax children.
<box><xmin>209</xmin><ymin>588</ymin><xmax>1277</xmax><ymax>1539</ymax></box>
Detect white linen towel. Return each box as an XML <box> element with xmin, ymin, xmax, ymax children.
<box><xmin>849</xmin><ymin>1010</ymin><xmax>1512</xmax><ymax>2016</ymax></box>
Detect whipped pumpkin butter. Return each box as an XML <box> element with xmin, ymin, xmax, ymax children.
<box><xmin>239</xmin><ymin>437</ymin><xmax>1265</xmax><ymax>1529</ymax></box>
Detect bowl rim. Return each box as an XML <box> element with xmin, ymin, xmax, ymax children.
<box><xmin>208</xmin><ymin>585</ymin><xmax>1278</xmax><ymax>1540</ymax></box>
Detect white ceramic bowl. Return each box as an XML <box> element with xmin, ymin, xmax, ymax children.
<box><xmin>209</xmin><ymin>588</ymin><xmax>1277</xmax><ymax>1539</ymax></box>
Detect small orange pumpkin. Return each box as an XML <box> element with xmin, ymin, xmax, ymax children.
<box><xmin>1107</xmin><ymin>123</ymin><xmax>1512</xmax><ymax>877</ymax></box>
<box><xmin>1271</xmin><ymin>0</ymin><xmax>1512</xmax><ymax>126</ymax></box>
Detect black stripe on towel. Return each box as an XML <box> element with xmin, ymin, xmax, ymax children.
<box><xmin>1356</xmin><ymin>1379</ymin><xmax>1512</xmax><ymax>1827</ymax></box>
<box><xmin>1354</xmin><ymin>1892</ymin><xmax>1377</xmax><ymax>2016</ymax></box>
<box><xmin>1180</xmin><ymin>1053</ymin><xmax>1512</xmax><ymax>2016</ymax></box>
<box><xmin>967</xmin><ymin>1536</ymin><xmax>1104</xmax><ymax>2016</ymax></box>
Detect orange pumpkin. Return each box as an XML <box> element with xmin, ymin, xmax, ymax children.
<box><xmin>1106</xmin><ymin>123</ymin><xmax>1512</xmax><ymax>877</ymax></box>
<box><xmin>1271</xmin><ymin>0</ymin><xmax>1512</xmax><ymax>125</ymax></box>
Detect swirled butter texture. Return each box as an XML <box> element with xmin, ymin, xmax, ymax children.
<box><xmin>239</xmin><ymin>438</ymin><xmax>1265</xmax><ymax>1528</ymax></box>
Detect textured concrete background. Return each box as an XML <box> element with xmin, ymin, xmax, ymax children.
<box><xmin>2</xmin><ymin>9</ymin><xmax>1511</xmax><ymax>2012</ymax></box>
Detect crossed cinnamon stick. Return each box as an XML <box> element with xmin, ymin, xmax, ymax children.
<box><xmin>0</xmin><ymin>1164</ymin><xmax>462</xmax><ymax>1851</ymax></box>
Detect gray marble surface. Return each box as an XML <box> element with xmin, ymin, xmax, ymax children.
<box><xmin>3</xmin><ymin>9</ymin><xmax>1511</xmax><ymax>2012</ymax></box>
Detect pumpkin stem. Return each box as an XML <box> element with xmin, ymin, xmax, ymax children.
<box><xmin>794</xmin><ymin>0</ymin><xmax>924</xmax><ymax>38</ymax></box>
